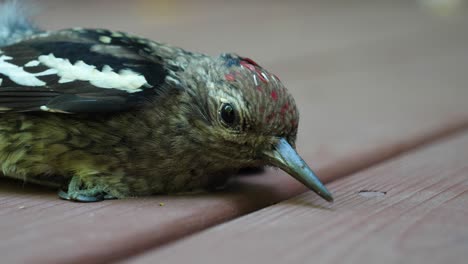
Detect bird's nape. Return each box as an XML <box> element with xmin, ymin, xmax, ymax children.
<box><xmin>262</xmin><ymin>138</ymin><xmax>333</xmax><ymax>202</ymax></box>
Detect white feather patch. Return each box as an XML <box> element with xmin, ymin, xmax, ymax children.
<box><xmin>0</xmin><ymin>55</ymin><xmax>57</xmax><ymax>86</ymax></box>
<box><xmin>24</xmin><ymin>60</ymin><xmax>40</xmax><ymax>67</ymax></box>
<box><xmin>38</xmin><ymin>54</ymin><xmax>148</xmax><ymax>93</ymax></box>
<box><xmin>40</xmin><ymin>105</ymin><xmax>70</xmax><ymax>113</ymax></box>
<box><xmin>99</xmin><ymin>36</ymin><xmax>112</xmax><ymax>44</ymax></box>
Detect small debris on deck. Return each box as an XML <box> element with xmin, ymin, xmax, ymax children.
<box><xmin>358</xmin><ymin>190</ymin><xmax>387</xmax><ymax>198</ymax></box>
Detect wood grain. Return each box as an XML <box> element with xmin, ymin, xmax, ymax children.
<box><xmin>129</xmin><ymin>129</ymin><xmax>468</xmax><ymax>264</ymax></box>
<box><xmin>1</xmin><ymin>1</ymin><xmax>468</xmax><ymax>263</ymax></box>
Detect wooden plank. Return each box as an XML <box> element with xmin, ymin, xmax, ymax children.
<box><xmin>129</xmin><ymin>130</ymin><xmax>468</xmax><ymax>264</ymax></box>
<box><xmin>1</xmin><ymin>1</ymin><xmax>468</xmax><ymax>263</ymax></box>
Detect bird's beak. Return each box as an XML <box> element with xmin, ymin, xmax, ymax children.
<box><xmin>262</xmin><ymin>138</ymin><xmax>334</xmax><ymax>202</ymax></box>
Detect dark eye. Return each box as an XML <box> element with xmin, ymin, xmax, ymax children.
<box><xmin>220</xmin><ymin>103</ymin><xmax>237</xmax><ymax>126</ymax></box>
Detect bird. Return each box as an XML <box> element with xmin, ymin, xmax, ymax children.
<box><xmin>0</xmin><ymin>1</ymin><xmax>333</xmax><ymax>203</ymax></box>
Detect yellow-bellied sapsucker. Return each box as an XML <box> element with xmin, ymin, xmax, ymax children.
<box><xmin>0</xmin><ymin>1</ymin><xmax>333</xmax><ymax>202</ymax></box>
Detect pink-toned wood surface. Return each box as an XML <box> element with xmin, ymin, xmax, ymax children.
<box><xmin>130</xmin><ymin>130</ymin><xmax>468</xmax><ymax>264</ymax></box>
<box><xmin>1</xmin><ymin>1</ymin><xmax>468</xmax><ymax>263</ymax></box>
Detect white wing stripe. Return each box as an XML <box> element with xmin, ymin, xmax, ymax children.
<box><xmin>0</xmin><ymin>55</ymin><xmax>57</xmax><ymax>86</ymax></box>
<box><xmin>38</xmin><ymin>53</ymin><xmax>148</xmax><ymax>93</ymax></box>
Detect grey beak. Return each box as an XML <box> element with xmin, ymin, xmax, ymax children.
<box><xmin>263</xmin><ymin>138</ymin><xmax>333</xmax><ymax>202</ymax></box>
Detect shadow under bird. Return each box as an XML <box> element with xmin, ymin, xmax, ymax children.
<box><xmin>0</xmin><ymin>2</ymin><xmax>333</xmax><ymax>202</ymax></box>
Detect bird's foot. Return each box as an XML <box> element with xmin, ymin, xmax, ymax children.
<box><xmin>58</xmin><ymin>189</ymin><xmax>116</xmax><ymax>202</ymax></box>
<box><xmin>58</xmin><ymin>176</ymin><xmax>117</xmax><ymax>202</ymax></box>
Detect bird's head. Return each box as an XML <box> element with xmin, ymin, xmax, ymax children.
<box><xmin>181</xmin><ymin>53</ymin><xmax>332</xmax><ymax>202</ymax></box>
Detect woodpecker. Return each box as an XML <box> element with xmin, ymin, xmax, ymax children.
<box><xmin>0</xmin><ymin>1</ymin><xmax>333</xmax><ymax>202</ymax></box>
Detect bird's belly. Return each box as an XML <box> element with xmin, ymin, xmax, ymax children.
<box><xmin>0</xmin><ymin>114</ymin><xmax>115</xmax><ymax>187</ymax></box>
<box><xmin>0</xmin><ymin>113</ymin><xmax>237</xmax><ymax>197</ymax></box>
<box><xmin>0</xmin><ymin>132</ymin><xmax>67</xmax><ymax>186</ymax></box>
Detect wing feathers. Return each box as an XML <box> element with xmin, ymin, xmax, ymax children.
<box><xmin>0</xmin><ymin>28</ymin><xmax>170</xmax><ymax>114</ymax></box>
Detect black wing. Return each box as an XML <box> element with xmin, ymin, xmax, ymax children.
<box><xmin>0</xmin><ymin>28</ymin><xmax>169</xmax><ymax>113</ymax></box>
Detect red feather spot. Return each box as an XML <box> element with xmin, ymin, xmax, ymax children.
<box><xmin>225</xmin><ymin>73</ymin><xmax>236</xmax><ymax>81</ymax></box>
<box><xmin>280</xmin><ymin>103</ymin><xmax>289</xmax><ymax>115</ymax></box>
<box><xmin>266</xmin><ymin>112</ymin><xmax>276</xmax><ymax>123</ymax></box>
<box><xmin>271</xmin><ymin>90</ymin><xmax>278</xmax><ymax>101</ymax></box>
<box><xmin>239</xmin><ymin>59</ymin><xmax>269</xmax><ymax>83</ymax></box>
<box><xmin>242</xmin><ymin>57</ymin><xmax>259</xmax><ymax>66</ymax></box>
<box><xmin>240</xmin><ymin>61</ymin><xmax>256</xmax><ymax>71</ymax></box>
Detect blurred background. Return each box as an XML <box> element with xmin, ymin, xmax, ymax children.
<box><xmin>36</xmin><ymin>0</ymin><xmax>468</xmax><ymax>58</ymax></box>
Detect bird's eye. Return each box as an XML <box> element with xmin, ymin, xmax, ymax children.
<box><xmin>219</xmin><ymin>103</ymin><xmax>237</xmax><ymax>127</ymax></box>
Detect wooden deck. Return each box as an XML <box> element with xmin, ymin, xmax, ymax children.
<box><xmin>1</xmin><ymin>1</ymin><xmax>468</xmax><ymax>263</ymax></box>
<box><xmin>130</xmin><ymin>124</ymin><xmax>468</xmax><ymax>264</ymax></box>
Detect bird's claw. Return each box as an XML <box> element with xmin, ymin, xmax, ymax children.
<box><xmin>58</xmin><ymin>189</ymin><xmax>116</xmax><ymax>202</ymax></box>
